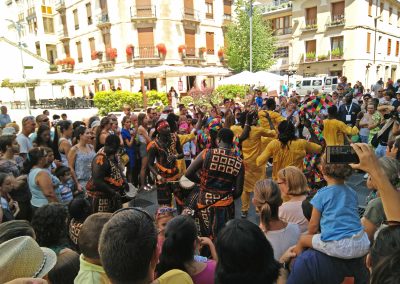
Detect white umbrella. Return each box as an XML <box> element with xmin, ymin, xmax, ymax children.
<box><xmin>216</xmin><ymin>71</ymin><xmax>260</xmax><ymax>86</ymax></box>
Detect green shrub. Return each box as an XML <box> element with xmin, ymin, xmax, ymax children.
<box><xmin>331</xmin><ymin>47</ymin><xmax>343</xmax><ymax>58</ymax></box>
<box><xmin>213</xmin><ymin>85</ymin><xmax>249</xmax><ymax>100</ymax></box>
<box><xmin>180</xmin><ymin>96</ymin><xmax>194</xmax><ymax>107</ymax></box>
<box><xmin>94</xmin><ymin>90</ymin><xmax>142</xmax><ymax>116</ymax></box>
<box><xmin>147</xmin><ymin>90</ymin><xmax>168</xmax><ymax>107</ymax></box>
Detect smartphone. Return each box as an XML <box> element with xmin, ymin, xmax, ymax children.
<box><xmin>326</xmin><ymin>146</ymin><xmax>359</xmax><ymax>164</ymax></box>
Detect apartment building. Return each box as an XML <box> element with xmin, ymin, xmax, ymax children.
<box><xmin>54</xmin><ymin>0</ymin><xmax>231</xmax><ymax>94</ymax></box>
<box><xmin>3</xmin><ymin>0</ymin><xmax>58</xmax><ymax>64</ymax></box>
<box><xmin>262</xmin><ymin>0</ymin><xmax>400</xmax><ymax>88</ymax></box>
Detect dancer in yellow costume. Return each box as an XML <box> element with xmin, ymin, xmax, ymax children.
<box><xmin>231</xmin><ymin>111</ymin><xmax>277</xmax><ymax>218</ymax></box>
<box><xmin>258</xmin><ymin>98</ymin><xmax>286</xmax><ymax>149</ymax></box>
<box><xmin>256</xmin><ymin>120</ymin><xmax>322</xmax><ymax>181</ymax></box>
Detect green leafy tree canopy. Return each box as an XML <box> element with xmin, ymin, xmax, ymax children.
<box><xmin>226</xmin><ymin>0</ymin><xmax>276</xmax><ymax>72</ymax></box>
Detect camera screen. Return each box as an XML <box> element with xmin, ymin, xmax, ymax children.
<box><xmin>326</xmin><ymin>146</ymin><xmax>360</xmax><ymax>164</ymax></box>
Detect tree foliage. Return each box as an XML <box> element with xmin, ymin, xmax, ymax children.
<box><xmin>226</xmin><ymin>0</ymin><xmax>276</xmax><ymax>72</ymax></box>
<box><xmin>213</xmin><ymin>85</ymin><xmax>250</xmax><ymax>99</ymax></box>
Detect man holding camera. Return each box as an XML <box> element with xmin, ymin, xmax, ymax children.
<box><xmin>373</xmin><ymin>105</ymin><xmax>400</xmax><ymax>157</ymax></box>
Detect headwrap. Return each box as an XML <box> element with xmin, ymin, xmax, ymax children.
<box><xmin>178</xmin><ymin>122</ymin><xmax>189</xmax><ymax>132</ymax></box>
<box><xmin>207</xmin><ymin>117</ymin><xmax>222</xmax><ymax>132</ymax></box>
<box><xmin>156</xmin><ymin>120</ymin><xmax>169</xmax><ymax>132</ymax></box>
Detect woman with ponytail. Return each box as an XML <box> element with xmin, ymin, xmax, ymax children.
<box><xmin>52</xmin><ymin>120</ymin><xmax>73</xmax><ymax>165</ymax></box>
<box><xmin>253</xmin><ymin>179</ymin><xmax>300</xmax><ymax>260</ymax></box>
<box><xmin>156</xmin><ymin>215</ymin><xmax>216</xmax><ymax>284</ymax></box>
<box><xmin>256</xmin><ymin>120</ymin><xmax>322</xmax><ymax>181</ymax></box>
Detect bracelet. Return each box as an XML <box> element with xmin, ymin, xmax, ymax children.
<box><xmin>245</xmin><ymin>123</ymin><xmax>250</xmax><ymax>126</ymax></box>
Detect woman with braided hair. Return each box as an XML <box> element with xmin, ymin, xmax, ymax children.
<box><xmin>256</xmin><ymin>121</ymin><xmax>322</xmax><ymax>181</ymax></box>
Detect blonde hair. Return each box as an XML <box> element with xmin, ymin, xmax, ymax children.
<box><xmin>277</xmin><ymin>166</ymin><xmax>309</xmax><ymax>196</ymax></box>
<box><xmin>253</xmin><ymin>179</ymin><xmax>283</xmax><ymax>230</ymax></box>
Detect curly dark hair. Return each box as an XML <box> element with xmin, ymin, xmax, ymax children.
<box><xmin>31</xmin><ymin>203</ymin><xmax>68</xmax><ymax>248</ymax></box>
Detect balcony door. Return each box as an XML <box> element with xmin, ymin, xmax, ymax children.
<box><xmin>306</xmin><ymin>7</ymin><xmax>317</xmax><ymax>25</ymax></box>
<box><xmin>331</xmin><ymin>1</ymin><xmax>344</xmax><ymax>21</ymax></box>
<box><xmin>138</xmin><ymin>27</ymin><xmax>155</xmax><ymax>58</ymax></box>
<box><xmin>184</xmin><ymin>0</ymin><xmax>194</xmax><ymax>17</ymax></box>
<box><xmin>136</xmin><ymin>0</ymin><xmax>152</xmax><ymax>17</ymax></box>
<box><xmin>185</xmin><ymin>29</ymin><xmax>196</xmax><ymax>57</ymax></box>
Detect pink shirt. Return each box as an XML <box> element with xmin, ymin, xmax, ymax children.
<box><xmin>279</xmin><ymin>200</ymin><xmax>309</xmax><ymax>233</ymax></box>
<box><xmin>191</xmin><ymin>260</ymin><xmax>216</xmax><ymax>284</ymax></box>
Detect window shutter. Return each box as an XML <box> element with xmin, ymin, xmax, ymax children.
<box><xmin>136</xmin><ymin>0</ymin><xmax>152</xmax><ymax>5</ymax></box>
<box><xmin>224</xmin><ymin>1</ymin><xmax>231</xmax><ymax>15</ymax></box>
<box><xmin>306</xmin><ymin>40</ymin><xmax>316</xmax><ymax>53</ymax></box>
<box><xmin>367</xmin><ymin>33</ymin><xmax>371</xmax><ymax>53</ymax></box>
<box><xmin>306</xmin><ymin>7</ymin><xmax>317</xmax><ymax>23</ymax></box>
<box><xmin>185</xmin><ymin>29</ymin><xmax>196</xmax><ymax>56</ymax></box>
<box><xmin>396</xmin><ymin>41</ymin><xmax>399</xmax><ymax>56</ymax></box>
<box><xmin>206</xmin><ymin>32</ymin><xmax>215</xmax><ymax>54</ymax></box>
<box><xmin>368</xmin><ymin>0</ymin><xmax>372</xmax><ymax>16</ymax></box>
<box><xmin>138</xmin><ymin>27</ymin><xmax>154</xmax><ymax>46</ymax></box>
<box><xmin>332</xmin><ymin>1</ymin><xmax>344</xmax><ymax>16</ymax></box>
<box><xmin>388</xmin><ymin>38</ymin><xmax>392</xmax><ymax>55</ymax></box>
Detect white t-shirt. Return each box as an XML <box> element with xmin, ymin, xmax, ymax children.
<box><xmin>265</xmin><ymin>223</ymin><xmax>301</xmax><ymax>260</ymax></box>
<box><xmin>16</xmin><ymin>133</ymin><xmax>33</xmax><ymax>154</ymax></box>
<box><xmin>279</xmin><ymin>200</ymin><xmax>309</xmax><ymax>234</ymax></box>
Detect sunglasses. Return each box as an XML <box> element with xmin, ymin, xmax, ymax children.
<box><xmin>156</xmin><ymin>207</ymin><xmax>176</xmax><ymax>215</ymax></box>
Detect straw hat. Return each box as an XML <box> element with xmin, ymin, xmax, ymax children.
<box><xmin>0</xmin><ymin>236</ymin><xmax>57</xmax><ymax>282</ymax></box>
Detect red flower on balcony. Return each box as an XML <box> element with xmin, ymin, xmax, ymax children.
<box><xmin>156</xmin><ymin>43</ymin><xmax>167</xmax><ymax>56</ymax></box>
<box><xmin>126</xmin><ymin>44</ymin><xmax>134</xmax><ymax>56</ymax></box>
<box><xmin>106</xmin><ymin>48</ymin><xmax>118</xmax><ymax>60</ymax></box>
<box><xmin>217</xmin><ymin>48</ymin><xmax>224</xmax><ymax>58</ymax></box>
<box><xmin>178</xmin><ymin>44</ymin><xmax>186</xmax><ymax>54</ymax></box>
<box><xmin>91</xmin><ymin>50</ymin><xmax>99</xmax><ymax>60</ymax></box>
<box><xmin>65</xmin><ymin>57</ymin><xmax>75</xmax><ymax>66</ymax></box>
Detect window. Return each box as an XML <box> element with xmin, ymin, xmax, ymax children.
<box><xmin>388</xmin><ymin>38</ymin><xmax>392</xmax><ymax>55</ymax></box>
<box><xmin>305</xmin><ymin>40</ymin><xmax>316</xmax><ymax>53</ymax></box>
<box><xmin>86</xmin><ymin>3</ymin><xmax>92</xmax><ymax>25</ymax></box>
<box><xmin>73</xmin><ymin>9</ymin><xmax>79</xmax><ymax>30</ymax></box>
<box><xmin>18</xmin><ymin>13</ymin><xmax>24</xmax><ymax>22</ymax></box>
<box><xmin>206</xmin><ymin>0</ymin><xmax>213</xmax><ymax>19</ymax></box>
<box><xmin>138</xmin><ymin>27</ymin><xmax>155</xmax><ymax>58</ymax></box>
<box><xmin>378</xmin><ymin>36</ymin><xmax>382</xmax><ymax>54</ymax></box>
<box><xmin>271</xmin><ymin>16</ymin><xmax>292</xmax><ymax>35</ymax></box>
<box><xmin>396</xmin><ymin>41</ymin><xmax>399</xmax><ymax>56</ymax></box>
<box><xmin>273</xmin><ymin>46</ymin><xmax>289</xmax><ymax>58</ymax></box>
<box><xmin>42</xmin><ymin>17</ymin><xmax>54</xmax><ymax>34</ymax></box>
<box><xmin>306</xmin><ymin>7</ymin><xmax>317</xmax><ymax>25</ymax></box>
<box><xmin>331</xmin><ymin>36</ymin><xmax>344</xmax><ymax>51</ymax></box>
<box><xmin>389</xmin><ymin>7</ymin><xmax>392</xmax><ymax>24</ymax></box>
<box><xmin>185</xmin><ymin>29</ymin><xmax>196</xmax><ymax>56</ymax></box>
<box><xmin>380</xmin><ymin>2</ymin><xmax>384</xmax><ymax>20</ymax></box>
<box><xmin>302</xmin><ymin>80</ymin><xmax>311</xmax><ymax>86</ymax></box>
<box><xmin>89</xmin><ymin>37</ymin><xmax>95</xmax><ymax>53</ymax></box>
<box><xmin>368</xmin><ymin>0</ymin><xmax>373</xmax><ymax>16</ymax></box>
<box><xmin>28</xmin><ymin>19</ymin><xmax>38</xmax><ymax>34</ymax></box>
<box><xmin>76</xmin><ymin>41</ymin><xmax>82</xmax><ymax>62</ymax></box>
<box><xmin>206</xmin><ymin>32</ymin><xmax>215</xmax><ymax>54</ymax></box>
<box><xmin>331</xmin><ymin>1</ymin><xmax>344</xmax><ymax>21</ymax></box>
<box><xmin>41</xmin><ymin>5</ymin><xmax>52</xmax><ymax>14</ymax></box>
<box><xmin>367</xmin><ymin>32</ymin><xmax>371</xmax><ymax>53</ymax></box>
<box><xmin>224</xmin><ymin>0</ymin><xmax>231</xmax><ymax>20</ymax></box>
<box><xmin>312</xmin><ymin>80</ymin><xmax>323</xmax><ymax>86</ymax></box>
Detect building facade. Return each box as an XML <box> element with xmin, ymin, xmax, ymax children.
<box><xmin>2</xmin><ymin>0</ymin><xmax>231</xmax><ymax>98</ymax></box>
<box><xmin>262</xmin><ymin>0</ymin><xmax>400</xmax><ymax>89</ymax></box>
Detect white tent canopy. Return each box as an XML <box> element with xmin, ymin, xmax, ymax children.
<box><xmin>216</xmin><ymin>70</ymin><xmax>285</xmax><ymax>91</ymax></box>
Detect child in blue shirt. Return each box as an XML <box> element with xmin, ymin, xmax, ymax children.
<box><xmin>55</xmin><ymin>166</ymin><xmax>75</xmax><ymax>205</ymax></box>
<box><xmin>293</xmin><ymin>156</ymin><xmax>370</xmax><ymax>259</ymax></box>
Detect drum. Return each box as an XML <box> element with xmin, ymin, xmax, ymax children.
<box><xmin>179</xmin><ymin>175</ymin><xmax>195</xmax><ymax>190</ymax></box>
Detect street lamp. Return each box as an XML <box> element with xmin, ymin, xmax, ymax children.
<box><xmin>241</xmin><ymin>1</ymin><xmax>261</xmax><ymax>73</ymax></box>
<box><xmin>6</xmin><ymin>19</ymin><xmax>31</xmax><ymax>114</ymax></box>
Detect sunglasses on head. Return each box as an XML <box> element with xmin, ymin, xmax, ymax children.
<box><xmin>112</xmin><ymin>206</ymin><xmax>154</xmax><ymax>222</ymax></box>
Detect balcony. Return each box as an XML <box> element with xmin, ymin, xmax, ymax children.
<box><xmin>301</xmin><ymin>49</ymin><xmax>344</xmax><ymax>64</ymax></box>
<box><xmin>182</xmin><ymin>47</ymin><xmax>205</xmax><ymax>66</ymax></box>
<box><xmin>182</xmin><ymin>8</ymin><xmax>201</xmax><ymax>29</ymax></box>
<box><xmin>132</xmin><ymin>46</ymin><xmax>163</xmax><ymax>66</ymax></box>
<box><xmin>272</xmin><ymin>27</ymin><xmax>292</xmax><ymax>36</ymax></box>
<box><xmin>55</xmin><ymin>0</ymin><xmax>65</xmax><ymax>12</ymax></box>
<box><xmin>26</xmin><ymin>7</ymin><xmax>36</xmax><ymax>20</ymax></box>
<box><xmin>326</xmin><ymin>14</ymin><xmax>345</xmax><ymax>28</ymax></box>
<box><xmin>130</xmin><ymin>5</ymin><xmax>157</xmax><ymax>25</ymax></box>
<box><xmin>57</xmin><ymin>29</ymin><xmax>70</xmax><ymax>42</ymax></box>
<box><xmin>261</xmin><ymin>0</ymin><xmax>292</xmax><ymax>14</ymax></box>
<box><xmin>301</xmin><ymin>19</ymin><xmax>318</xmax><ymax>32</ymax></box>
<box><xmin>97</xmin><ymin>13</ymin><xmax>111</xmax><ymax>31</ymax></box>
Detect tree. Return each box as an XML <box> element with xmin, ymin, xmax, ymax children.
<box><xmin>226</xmin><ymin>0</ymin><xmax>276</xmax><ymax>72</ymax></box>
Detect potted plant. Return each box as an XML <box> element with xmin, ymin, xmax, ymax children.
<box><xmin>156</xmin><ymin>43</ymin><xmax>167</xmax><ymax>59</ymax></box>
<box><xmin>331</xmin><ymin>47</ymin><xmax>343</xmax><ymax>59</ymax></box>
<box><xmin>317</xmin><ymin>54</ymin><xmax>328</xmax><ymax>61</ymax></box>
<box><xmin>49</xmin><ymin>64</ymin><xmax>58</xmax><ymax>71</ymax></box>
<box><xmin>106</xmin><ymin>47</ymin><xmax>118</xmax><ymax>61</ymax></box>
<box><xmin>91</xmin><ymin>50</ymin><xmax>99</xmax><ymax>60</ymax></box>
<box><xmin>305</xmin><ymin>52</ymin><xmax>316</xmax><ymax>62</ymax></box>
<box><xmin>97</xmin><ymin>51</ymin><xmax>103</xmax><ymax>61</ymax></box>
<box><xmin>178</xmin><ymin>44</ymin><xmax>186</xmax><ymax>58</ymax></box>
<box><xmin>218</xmin><ymin>48</ymin><xmax>224</xmax><ymax>61</ymax></box>
<box><xmin>126</xmin><ymin>44</ymin><xmax>134</xmax><ymax>57</ymax></box>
